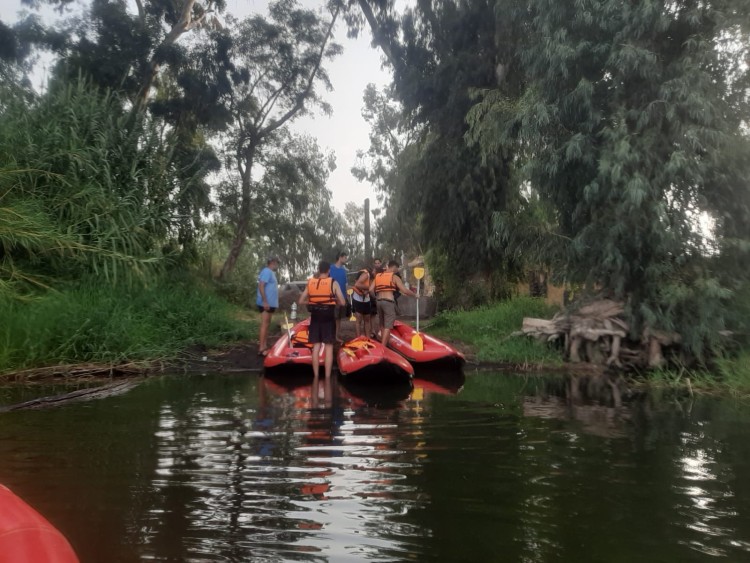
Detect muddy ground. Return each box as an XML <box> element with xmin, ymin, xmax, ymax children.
<box><xmin>181</xmin><ymin>317</ymin><xmax>387</xmax><ymax>373</ymax></box>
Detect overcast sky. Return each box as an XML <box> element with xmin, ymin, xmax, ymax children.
<box><xmin>7</xmin><ymin>0</ymin><xmax>392</xmax><ymax>212</ymax></box>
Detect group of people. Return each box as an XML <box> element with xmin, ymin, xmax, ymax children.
<box><xmin>255</xmin><ymin>252</ymin><xmax>417</xmax><ymax>379</ymax></box>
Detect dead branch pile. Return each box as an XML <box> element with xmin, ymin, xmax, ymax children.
<box><xmin>520</xmin><ymin>299</ymin><xmax>681</xmax><ymax>369</ymax></box>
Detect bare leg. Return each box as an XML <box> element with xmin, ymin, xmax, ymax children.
<box><xmin>324</xmin><ymin>343</ymin><xmax>334</xmax><ymax>379</ymax></box>
<box><xmin>324</xmin><ymin>365</ymin><xmax>333</xmax><ymax>407</ymax></box>
<box><xmin>335</xmin><ymin>317</ymin><xmax>341</xmax><ymax>342</ymax></box>
<box><xmin>381</xmin><ymin>328</ymin><xmax>391</xmax><ymax>348</ymax></box>
<box><xmin>311</xmin><ymin>372</ymin><xmax>319</xmax><ymax>409</ymax></box>
<box><xmin>259</xmin><ymin>310</ymin><xmax>272</xmax><ymax>352</ymax></box>
<box><xmin>354</xmin><ymin>313</ymin><xmax>363</xmax><ymax>337</ymax></box>
<box><xmin>312</xmin><ymin>343</ymin><xmax>321</xmax><ymax>377</ymax></box>
<box><xmin>364</xmin><ymin>314</ymin><xmax>371</xmax><ymax>339</ymax></box>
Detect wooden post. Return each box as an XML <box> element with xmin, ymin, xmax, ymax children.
<box><xmin>364</xmin><ymin>197</ymin><xmax>371</xmax><ymax>261</ymax></box>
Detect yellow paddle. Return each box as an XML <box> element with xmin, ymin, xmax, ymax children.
<box><xmin>411</xmin><ymin>267</ymin><xmax>425</xmax><ymax>351</ymax></box>
<box><xmin>347</xmin><ymin>288</ymin><xmax>356</xmax><ymax>321</ymax></box>
<box><xmin>283</xmin><ymin>312</ymin><xmax>293</xmax><ymax>347</ymax></box>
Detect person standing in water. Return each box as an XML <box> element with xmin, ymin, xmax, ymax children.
<box><xmin>298</xmin><ymin>260</ymin><xmax>346</xmax><ymax>379</ymax></box>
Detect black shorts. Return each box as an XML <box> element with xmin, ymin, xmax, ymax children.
<box><xmin>352</xmin><ymin>299</ymin><xmax>371</xmax><ymax>315</ymax></box>
<box><xmin>309</xmin><ymin>309</ymin><xmax>336</xmax><ymax>344</ymax></box>
<box><xmin>257</xmin><ymin>306</ymin><xmax>277</xmax><ymax>313</ymax></box>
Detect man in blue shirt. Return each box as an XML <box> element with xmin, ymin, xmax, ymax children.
<box><xmin>329</xmin><ymin>250</ymin><xmax>348</xmax><ymax>343</ymax></box>
<box><xmin>256</xmin><ymin>255</ymin><xmax>280</xmax><ymax>355</ymax></box>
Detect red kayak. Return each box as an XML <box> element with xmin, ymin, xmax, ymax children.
<box><xmin>0</xmin><ymin>484</ymin><xmax>79</xmax><ymax>563</ymax></box>
<box><xmin>337</xmin><ymin>336</ymin><xmax>414</xmax><ymax>385</ymax></box>
<box><xmin>387</xmin><ymin>320</ymin><xmax>465</xmax><ymax>367</ymax></box>
<box><xmin>263</xmin><ymin>319</ymin><xmax>324</xmax><ymax>373</ymax></box>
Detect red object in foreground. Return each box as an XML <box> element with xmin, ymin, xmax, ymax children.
<box><xmin>263</xmin><ymin>318</ymin><xmax>325</xmax><ymax>372</ymax></box>
<box><xmin>0</xmin><ymin>485</ymin><xmax>79</xmax><ymax>563</ymax></box>
<box><xmin>387</xmin><ymin>321</ymin><xmax>465</xmax><ymax>366</ymax></box>
<box><xmin>337</xmin><ymin>336</ymin><xmax>414</xmax><ymax>385</ymax></box>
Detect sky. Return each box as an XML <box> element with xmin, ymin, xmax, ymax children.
<box><xmin>7</xmin><ymin>0</ymin><xmax>393</xmax><ymax>212</ymax></box>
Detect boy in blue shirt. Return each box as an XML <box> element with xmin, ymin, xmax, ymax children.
<box><xmin>329</xmin><ymin>251</ymin><xmax>348</xmax><ymax>343</ymax></box>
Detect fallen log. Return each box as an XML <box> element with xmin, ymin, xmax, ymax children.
<box><xmin>0</xmin><ymin>380</ymin><xmax>141</xmax><ymax>412</ymax></box>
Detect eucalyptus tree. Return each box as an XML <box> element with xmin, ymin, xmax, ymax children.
<box><xmin>215</xmin><ymin>130</ymin><xmax>340</xmax><ymax>281</ymax></box>
<box><xmin>467</xmin><ymin>0</ymin><xmax>750</xmax><ymax>354</ymax></box>
<box><xmin>369</xmin><ymin>0</ymin><xmax>522</xmax><ymax>289</ymax></box>
<box><xmin>215</xmin><ymin>0</ymin><xmax>342</xmax><ymax>280</ymax></box>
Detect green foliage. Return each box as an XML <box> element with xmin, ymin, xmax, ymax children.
<box><xmin>0</xmin><ymin>77</ymin><xmax>178</xmax><ymax>299</ymax></box>
<box><xmin>427</xmin><ymin>248</ymin><xmax>515</xmax><ymax>310</ymax></box>
<box><xmin>209</xmin><ymin>0</ymin><xmax>343</xmax><ymax>278</ymax></box>
<box><xmin>0</xmin><ymin>277</ymin><xmax>254</xmax><ymax>372</ymax></box>
<box><xmin>466</xmin><ymin>0</ymin><xmax>750</xmax><ymax>358</ymax></box>
<box><xmin>429</xmin><ymin>297</ymin><xmax>563</xmax><ymax>365</ymax></box>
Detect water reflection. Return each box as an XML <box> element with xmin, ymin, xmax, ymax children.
<box><xmin>522</xmin><ymin>374</ymin><xmax>631</xmax><ymax>438</ymax></box>
<box><xmin>1</xmin><ymin>372</ymin><xmax>750</xmax><ymax>562</ymax></box>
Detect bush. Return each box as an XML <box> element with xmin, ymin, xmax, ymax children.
<box><xmin>0</xmin><ymin>277</ymin><xmax>256</xmax><ymax>372</ymax></box>
<box><xmin>429</xmin><ymin>296</ymin><xmax>562</xmax><ymax>364</ymax></box>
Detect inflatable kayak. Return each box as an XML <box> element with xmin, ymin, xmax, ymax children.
<box><xmin>0</xmin><ymin>484</ymin><xmax>79</xmax><ymax>563</ymax></box>
<box><xmin>263</xmin><ymin>319</ymin><xmax>325</xmax><ymax>373</ymax></box>
<box><xmin>387</xmin><ymin>321</ymin><xmax>465</xmax><ymax>367</ymax></box>
<box><xmin>337</xmin><ymin>336</ymin><xmax>414</xmax><ymax>385</ymax></box>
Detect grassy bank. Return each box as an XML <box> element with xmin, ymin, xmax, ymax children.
<box><xmin>0</xmin><ymin>279</ymin><xmax>256</xmax><ymax>374</ymax></box>
<box><xmin>638</xmin><ymin>352</ymin><xmax>750</xmax><ymax>397</ymax></box>
<box><xmin>428</xmin><ymin>297</ymin><xmax>564</xmax><ymax>366</ymax></box>
<box><xmin>425</xmin><ymin>297</ymin><xmax>750</xmax><ymax>396</ymax></box>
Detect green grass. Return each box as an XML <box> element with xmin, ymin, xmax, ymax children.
<box><xmin>0</xmin><ymin>278</ymin><xmax>256</xmax><ymax>373</ymax></box>
<box><xmin>629</xmin><ymin>351</ymin><xmax>750</xmax><ymax>397</ymax></box>
<box><xmin>717</xmin><ymin>351</ymin><xmax>750</xmax><ymax>394</ymax></box>
<box><xmin>428</xmin><ymin>297</ymin><xmax>564</xmax><ymax>365</ymax></box>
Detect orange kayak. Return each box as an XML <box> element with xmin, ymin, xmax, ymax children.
<box><xmin>263</xmin><ymin>319</ymin><xmax>325</xmax><ymax>373</ymax></box>
<box><xmin>0</xmin><ymin>484</ymin><xmax>79</xmax><ymax>563</ymax></box>
<box><xmin>387</xmin><ymin>321</ymin><xmax>465</xmax><ymax>367</ymax></box>
<box><xmin>337</xmin><ymin>336</ymin><xmax>414</xmax><ymax>385</ymax></box>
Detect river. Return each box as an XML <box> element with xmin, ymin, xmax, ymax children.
<box><xmin>1</xmin><ymin>371</ymin><xmax>749</xmax><ymax>562</ymax></box>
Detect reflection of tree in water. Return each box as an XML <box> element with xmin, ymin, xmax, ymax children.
<box><xmin>522</xmin><ymin>373</ymin><xmax>632</xmax><ymax>438</ymax></box>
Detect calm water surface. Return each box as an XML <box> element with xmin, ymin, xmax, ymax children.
<box><xmin>1</xmin><ymin>371</ymin><xmax>750</xmax><ymax>562</ymax></box>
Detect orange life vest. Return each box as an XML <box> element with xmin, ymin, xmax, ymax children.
<box><xmin>352</xmin><ymin>269</ymin><xmax>370</xmax><ymax>296</ymax></box>
<box><xmin>374</xmin><ymin>272</ymin><xmax>397</xmax><ymax>294</ymax></box>
<box><xmin>307</xmin><ymin>276</ymin><xmax>336</xmax><ymax>306</ymax></box>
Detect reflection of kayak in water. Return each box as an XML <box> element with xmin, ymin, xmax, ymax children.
<box><xmin>411</xmin><ymin>372</ymin><xmax>466</xmax><ymax>397</ymax></box>
<box><xmin>387</xmin><ymin>321</ymin><xmax>465</xmax><ymax>368</ymax></box>
<box><xmin>263</xmin><ymin>319</ymin><xmax>324</xmax><ymax>374</ymax></box>
<box><xmin>340</xmin><ymin>379</ymin><xmax>413</xmax><ymax>408</ymax></box>
<box><xmin>337</xmin><ymin>336</ymin><xmax>414</xmax><ymax>386</ymax></box>
<box><xmin>0</xmin><ymin>484</ymin><xmax>79</xmax><ymax>563</ymax></box>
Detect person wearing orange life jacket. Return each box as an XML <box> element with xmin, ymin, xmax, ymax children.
<box><xmin>351</xmin><ymin>267</ymin><xmax>373</xmax><ymax>337</ymax></box>
<box><xmin>369</xmin><ymin>259</ymin><xmax>417</xmax><ymax>347</ymax></box>
<box><xmin>298</xmin><ymin>260</ymin><xmax>346</xmax><ymax>379</ymax></box>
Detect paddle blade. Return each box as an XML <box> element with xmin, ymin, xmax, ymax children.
<box><xmin>413</xmin><ymin>267</ymin><xmax>425</xmax><ymax>280</ymax></box>
<box><xmin>411</xmin><ymin>332</ymin><xmax>424</xmax><ymax>351</ymax></box>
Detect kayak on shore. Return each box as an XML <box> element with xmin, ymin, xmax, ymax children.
<box><xmin>387</xmin><ymin>321</ymin><xmax>465</xmax><ymax>367</ymax></box>
<box><xmin>263</xmin><ymin>319</ymin><xmax>324</xmax><ymax>374</ymax></box>
<box><xmin>337</xmin><ymin>336</ymin><xmax>414</xmax><ymax>386</ymax></box>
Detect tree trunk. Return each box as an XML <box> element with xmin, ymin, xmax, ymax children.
<box><xmin>364</xmin><ymin>197</ymin><xmax>371</xmax><ymax>261</ymax></box>
<box><xmin>219</xmin><ymin>148</ymin><xmax>254</xmax><ymax>281</ymax></box>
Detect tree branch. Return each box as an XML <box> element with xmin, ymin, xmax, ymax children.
<box><xmin>261</xmin><ymin>4</ymin><xmax>341</xmax><ymax>135</ymax></box>
<box><xmin>357</xmin><ymin>0</ymin><xmax>402</xmax><ymax>73</ymax></box>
